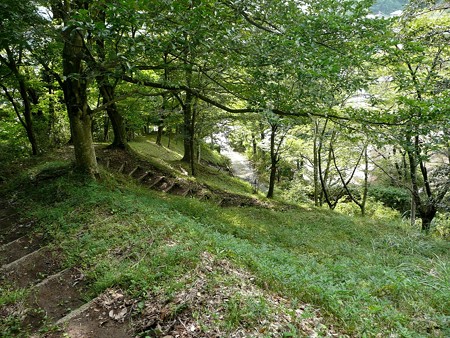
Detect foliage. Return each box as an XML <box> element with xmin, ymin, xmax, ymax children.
<box><xmin>335</xmin><ymin>197</ymin><xmax>401</xmax><ymax>222</ymax></box>
<box><xmin>368</xmin><ymin>184</ymin><xmax>411</xmax><ymax>213</ymax></box>
<box><xmin>432</xmin><ymin>212</ymin><xmax>450</xmax><ymax>239</ymax></box>
<box><xmin>282</xmin><ymin>174</ymin><xmax>314</xmax><ymax>203</ymax></box>
<box><xmin>0</xmin><ymin>115</ymin><xmax>29</xmax><ymax>162</ymax></box>
<box><xmin>3</xmin><ymin>151</ymin><xmax>449</xmax><ymax>336</ymax></box>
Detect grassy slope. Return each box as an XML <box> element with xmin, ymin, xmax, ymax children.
<box><xmin>2</xmin><ymin>138</ymin><xmax>449</xmax><ymax>337</ymax></box>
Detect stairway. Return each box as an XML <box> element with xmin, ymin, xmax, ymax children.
<box><xmin>0</xmin><ymin>200</ymin><xmax>133</xmax><ymax>337</ymax></box>
<box><xmin>95</xmin><ymin>147</ymin><xmax>263</xmax><ymax>208</ymax></box>
<box><xmin>96</xmin><ymin>152</ymin><xmax>199</xmax><ymax>199</ymax></box>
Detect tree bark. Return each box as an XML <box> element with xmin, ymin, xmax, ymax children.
<box><xmin>103</xmin><ymin>114</ymin><xmax>110</xmax><ymax>141</ymax></box>
<box><xmin>266</xmin><ymin>123</ymin><xmax>278</xmax><ymax>198</ymax></box>
<box><xmin>181</xmin><ymin>92</ymin><xmax>194</xmax><ymax>164</ymax></box>
<box><xmin>251</xmin><ymin>133</ymin><xmax>257</xmax><ymax>155</ymax></box>
<box><xmin>98</xmin><ymin>82</ymin><xmax>127</xmax><ymax>149</ymax></box>
<box><xmin>62</xmin><ymin>26</ymin><xmax>98</xmax><ymax>176</ymax></box>
<box><xmin>313</xmin><ymin>121</ymin><xmax>319</xmax><ymax>206</ymax></box>
<box><xmin>156</xmin><ymin>94</ymin><xmax>168</xmax><ymax>146</ymax></box>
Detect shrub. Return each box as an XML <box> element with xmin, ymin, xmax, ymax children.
<box><xmin>335</xmin><ymin>197</ymin><xmax>400</xmax><ymax>222</ymax></box>
<box><xmin>282</xmin><ymin>174</ymin><xmax>314</xmax><ymax>203</ymax></box>
<box><xmin>432</xmin><ymin>212</ymin><xmax>450</xmax><ymax>239</ymax></box>
<box><xmin>368</xmin><ymin>185</ymin><xmax>411</xmax><ymax>213</ymax></box>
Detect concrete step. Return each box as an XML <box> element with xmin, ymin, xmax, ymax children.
<box><xmin>0</xmin><ymin>247</ymin><xmax>63</xmax><ymax>289</ymax></box>
<box><xmin>0</xmin><ymin>233</ymin><xmax>46</xmax><ymax>267</ymax></box>
<box><xmin>48</xmin><ymin>290</ymin><xmax>133</xmax><ymax>338</ymax></box>
<box><xmin>22</xmin><ymin>268</ymin><xmax>88</xmax><ymax>332</ymax></box>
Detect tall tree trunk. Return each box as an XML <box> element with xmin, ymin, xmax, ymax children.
<box><xmin>62</xmin><ymin>26</ymin><xmax>98</xmax><ymax>176</ymax></box>
<box><xmin>407</xmin><ymin>140</ymin><xmax>420</xmax><ymax>227</ymax></box>
<box><xmin>45</xmin><ymin>73</ymin><xmax>57</xmax><ymax>145</ymax></box>
<box><xmin>19</xmin><ymin>91</ymin><xmax>38</xmax><ymax>155</ymax></box>
<box><xmin>103</xmin><ymin>114</ymin><xmax>110</xmax><ymax>141</ymax></box>
<box><xmin>156</xmin><ymin>95</ymin><xmax>167</xmax><ymax>146</ymax></box>
<box><xmin>98</xmin><ymin>83</ymin><xmax>127</xmax><ymax>149</ymax></box>
<box><xmin>313</xmin><ymin>121</ymin><xmax>320</xmax><ymax>207</ymax></box>
<box><xmin>190</xmin><ymin>96</ymin><xmax>197</xmax><ymax>176</ymax></box>
<box><xmin>266</xmin><ymin>124</ymin><xmax>278</xmax><ymax>198</ymax></box>
<box><xmin>361</xmin><ymin>146</ymin><xmax>369</xmax><ymax>216</ymax></box>
<box><xmin>251</xmin><ymin>133</ymin><xmax>257</xmax><ymax>155</ymax></box>
<box><xmin>93</xmin><ymin>6</ymin><xmax>127</xmax><ymax>150</ymax></box>
<box><xmin>156</xmin><ymin>123</ymin><xmax>164</xmax><ymax>146</ymax></box>
<box><xmin>181</xmin><ymin>92</ymin><xmax>193</xmax><ymax>164</ymax></box>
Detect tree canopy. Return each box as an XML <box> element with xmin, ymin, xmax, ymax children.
<box><xmin>0</xmin><ymin>0</ymin><xmax>448</xmax><ymax>229</ymax></box>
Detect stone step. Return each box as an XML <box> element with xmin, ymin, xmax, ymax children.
<box><xmin>0</xmin><ymin>246</ymin><xmax>63</xmax><ymax>289</ymax></box>
<box><xmin>0</xmin><ymin>233</ymin><xmax>46</xmax><ymax>267</ymax></box>
<box><xmin>22</xmin><ymin>268</ymin><xmax>88</xmax><ymax>333</ymax></box>
<box><xmin>118</xmin><ymin>162</ymin><xmax>126</xmax><ymax>173</ymax></box>
<box><xmin>147</xmin><ymin>176</ymin><xmax>165</xmax><ymax>189</ymax></box>
<box><xmin>0</xmin><ymin>219</ymin><xmax>36</xmax><ymax>245</ymax></box>
<box><xmin>128</xmin><ymin>166</ymin><xmax>139</xmax><ymax>177</ymax></box>
<box><xmin>48</xmin><ymin>290</ymin><xmax>133</xmax><ymax>338</ymax></box>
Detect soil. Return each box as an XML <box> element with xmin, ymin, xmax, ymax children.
<box><xmin>22</xmin><ymin>268</ymin><xmax>89</xmax><ymax>333</ymax></box>
<box><xmin>45</xmin><ymin>290</ymin><xmax>134</xmax><ymax>338</ymax></box>
<box><xmin>0</xmin><ymin>247</ymin><xmax>63</xmax><ymax>289</ymax></box>
<box><xmin>0</xmin><ymin>233</ymin><xmax>47</xmax><ymax>266</ymax></box>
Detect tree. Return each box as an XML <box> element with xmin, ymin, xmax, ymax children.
<box><xmin>370</xmin><ymin>7</ymin><xmax>450</xmax><ymax>230</ymax></box>
<box><xmin>0</xmin><ymin>0</ymin><xmax>44</xmax><ymax>155</ymax></box>
<box><xmin>51</xmin><ymin>1</ymin><xmax>99</xmax><ymax>176</ymax></box>
<box><xmin>263</xmin><ymin>112</ymin><xmax>291</xmax><ymax>198</ymax></box>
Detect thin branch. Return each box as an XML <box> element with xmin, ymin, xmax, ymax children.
<box><xmin>90</xmin><ymin>89</ymin><xmax>170</xmax><ymax>114</ymax></box>
<box><xmin>1</xmin><ymin>84</ymin><xmax>26</xmax><ymax>128</ymax></box>
<box><xmin>121</xmin><ymin>74</ymin><xmax>405</xmax><ymax>126</ymax></box>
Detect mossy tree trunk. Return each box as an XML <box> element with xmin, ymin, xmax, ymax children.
<box><xmin>61</xmin><ymin>26</ymin><xmax>98</xmax><ymax>176</ymax></box>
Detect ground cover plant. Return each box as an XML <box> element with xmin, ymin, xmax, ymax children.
<box><xmin>1</xmin><ymin>148</ymin><xmax>448</xmax><ymax>337</ymax></box>
<box><xmin>1</xmin><ymin>0</ymin><xmax>449</xmax><ymax>336</ymax></box>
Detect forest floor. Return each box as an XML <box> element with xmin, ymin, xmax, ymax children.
<box><xmin>1</xmin><ymin>138</ymin><xmax>449</xmax><ymax>337</ymax></box>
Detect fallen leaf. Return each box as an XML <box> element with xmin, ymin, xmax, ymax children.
<box><xmin>109</xmin><ymin>307</ymin><xmax>127</xmax><ymax>320</ymax></box>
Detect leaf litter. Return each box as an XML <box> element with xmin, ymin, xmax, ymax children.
<box><xmin>131</xmin><ymin>251</ymin><xmax>345</xmax><ymax>337</ymax></box>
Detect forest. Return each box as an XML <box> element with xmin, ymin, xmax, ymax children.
<box><xmin>0</xmin><ymin>0</ymin><xmax>449</xmax><ymax>337</ymax></box>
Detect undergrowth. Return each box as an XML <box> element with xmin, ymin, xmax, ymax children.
<box><xmin>2</xmin><ymin>155</ymin><xmax>449</xmax><ymax>337</ymax></box>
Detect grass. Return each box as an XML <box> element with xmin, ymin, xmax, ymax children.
<box><xmin>1</xmin><ymin>141</ymin><xmax>449</xmax><ymax>337</ymax></box>
<box><xmin>130</xmin><ymin>134</ymin><xmax>261</xmax><ymax>197</ymax></box>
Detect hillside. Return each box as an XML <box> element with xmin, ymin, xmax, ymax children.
<box><xmin>1</xmin><ymin>138</ymin><xmax>449</xmax><ymax>337</ymax></box>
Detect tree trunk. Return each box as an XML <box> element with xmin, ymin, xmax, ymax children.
<box><xmin>181</xmin><ymin>92</ymin><xmax>194</xmax><ymax>164</ymax></box>
<box><xmin>313</xmin><ymin>121</ymin><xmax>320</xmax><ymax>206</ymax></box>
<box><xmin>252</xmin><ymin>133</ymin><xmax>257</xmax><ymax>155</ymax></box>
<box><xmin>267</xmin><ymin>164</ymin><xmax>277</xmax><ymax>198</ymax></box>
<box><xmin>420</xmin><ymin>205</ymin><xmax>436</xmax><ymax>232</ymax></box>
<box><xmin>189</xmin><ymin>97</ymin><xmax>197</xmax><ymax>176</ymax></box>
<box><xmin>2</xmin><ymin>48</ymin><xmax>39</xmax><ymax>155</ymax></box>
<box><xmin>361</xmin><ymin>146</ymin><xmax>369</xmax><ymax>216</ymax></box>
<box><xmin>103</xmin><ymin>114</ymin><xmax>110</xmax><ymax>141</ymax></box>
<box><xmin>156</xmin><ymin>124</ymin><xmax>163</xmax><ymax>146</ymax></box>
<box><xmin>18</xmin><ymin>76</ymin><xmax>38</xmax><ymax>155</ymax></box>
<box><xmin>407</xmin><ymin>138</ymin><xmax>421</xmax><ymax>227</ymax></box>
<box><xmin>266</xmin><ymin>124</ymin><xmax>278</xmax><ymax>198</ymax></box>
<box><xmin>62</xmin><ymin>26</ymin><xmax>98</xmax><ymax>176</ymax></box>
<box><xmin>98</xmin><ymin>82</ymin><xmax>127</xmax><ymax>149</ymax></box>
<box><xmin>69</xmin><ymin>111</ymin><xmax>98</xmax><ymax>175</ymax></box>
